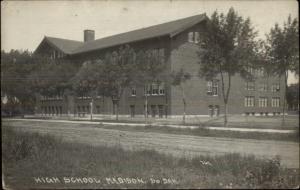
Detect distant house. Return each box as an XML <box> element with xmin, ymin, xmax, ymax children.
<box><xmin>34</xmin><ymin>13</ymin><xmax>285</xmax><ymax>118</ymax></box>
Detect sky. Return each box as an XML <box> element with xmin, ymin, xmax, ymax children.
<box><xmin>1</xmin><ymin>0</ymin><xmax>299</xmax><ymax>83</ymax></box>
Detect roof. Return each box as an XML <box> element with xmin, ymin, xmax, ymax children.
<box><xmin>39</xmin><ymin>37</ymin><xmax>84</xmax><ymax>54</ymax></box>
<box><xmin>35</xmin><ymin>13</ymin><xmax>207</xmax><ymax>55</ymax></box>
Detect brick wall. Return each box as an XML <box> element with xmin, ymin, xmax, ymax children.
<box><xmin>169</xmin><ymin>23</ymin><xmax>285</xmax><ymax>116</ymax></box>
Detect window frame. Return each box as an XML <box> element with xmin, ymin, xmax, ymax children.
<box><xmin>244</xmin><ymin>96</ymin><xmax>255</xmax><ymax>107</ymax></box>
<box><xmin>131</xmin><ymin>86</ymin><xmax>136</xmax><ymax>97</ymax></box>
<box><xmin>258</xmin><ymin>97</ymin><xmax>268</xmax><ymax>107</ymax></box>
<box><xmin>271</xmin><ymin>97</ymin><xmax>280</xmax><ymax>107</ymax></box>
<box><xmin>188</xmin><ymin>32</ymin><xmax>194</xmax><ymax>43</ymax></box>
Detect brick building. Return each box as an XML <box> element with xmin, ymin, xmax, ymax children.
<box><xmin>34</xmin><ymin>13</ymin><xmax>285</xmax><ymax>118</ymax></box>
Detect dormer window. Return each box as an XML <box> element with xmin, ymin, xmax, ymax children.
<box><xmin>188</xmin><ymin>31</ymin><xmax>200</xmax><ymax>43</ymax></box>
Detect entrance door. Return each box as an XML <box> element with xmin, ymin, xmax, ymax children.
<box><xmin>130</xmin><ymin>105</ymin><xmax>135</xmax><ymax>117</ymax></box>
<box><xmin>208</xmin><ymin>105</ymin><xmax>213</xmax><ymax>117</ymax></box>
<box><xmin>214</xmin><ymin>105</ymin><xmax>219</xmax><ymax>117</ymax></box>
<box><xmin>158</xmin><ymin>105</ymin><xmax>164</xmax><ymax>118</ymax></box>
<box><xmin>151</xmin><ymin>105</ymin><xmax>156</xmax><ymax>118</ymax></box>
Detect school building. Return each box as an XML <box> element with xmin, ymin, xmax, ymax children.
<box><xmin>34</xmin><ymin>13</ymin><xmax>285</xmax><ymax>118</ymax></box>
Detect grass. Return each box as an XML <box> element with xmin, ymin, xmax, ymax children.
<box><xmin>2</xmin><ymin>126</ymin><xmax>299</xmax><ymax>189</ymax></box>
<box><xmin>34</xmin><ymin>114</ymin><xmax>299</xmax><ymax>129</ymax></box>
<box><xmin>98</xmin><ymin>124</ymin><xmax>300</xmax><ymax>142</ymax></box>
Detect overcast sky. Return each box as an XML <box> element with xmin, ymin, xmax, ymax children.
<box><xmin>1</xmin><ymin>0</ymin><xmax>299</xmax><ymax>83</ymax></box>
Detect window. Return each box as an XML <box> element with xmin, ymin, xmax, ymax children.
<box><xmin>245</xmin><ymin>81</ymin><xmax>255</xmax><ymax>91</ymax></box>
<box><xmin>258</xmin><ymin>83</ymin><xmax>268</xmax><ymax>92</ymax></box>
<box><xmin>159</xmin><ymin>48</ymin><xmax>165</xmax><ymax>63</ymax></box>
<box><xmin>207</xmin><ymin>80</ymin><xmax>218</xmax><ymax>96</ymax></box>
<box><xmin>214</xmin><ymin>105</ymin><xmax>220</xmax><ymax>116</ymax></box>
<box><xmin>145</xmin><ymin>82</ymin><xmax>165</xmax><ymax>96</ymax></box>
<box><xmin>207</xmin><ymin>81</ymin><xmax>212</xmax><ymax>93</ymax></box>
<box><xmin>152</xmin><ymin>83</ymin><xmax>159</xmax><ymax>95</ymax></box>
<box><xmin>96</xmin><ymin>106</ymin><xmax>100</xmax><ymax>114</ymax></box>
<box><xmin>131</xmin><ymin>86</ymin><xmax>136</xmax><ymax>96</ymax></box>
<box><xmin>188</xmin><ymin>31</ymin><xmax>200</xmax><ymax>43</ymax></box>
<box><xmin>208</xmin><ymin>105</ymin><xmax>213</xmax><ymax>117</ymax></box>
<box><xmin>51</xmin><ymin>106</ymin><xmax>55</xmax><ymax>115</ymax></box>
<box><xmin>194</xmin><ymin>32</ymin><xmax>200</xmax><ymax>43</ymax></box>
<box><xmin>258</xmin><ymin>97</ymin><xmax>268</xmax><ymax>107</ymax></box>
<box><xmin>246</xmin><ymin>67</ymin><xmax>254</xmax><ymax>75</ymax></box>
<box><xmin>256</xmin><ymin>68</ymin><xmax>265</xmax><ymax>77</ymax></box>
<box><xmin>130</xmin><ymin>105</ymin><xmax>135</xmax><ymax>117</ymax></box>
<box><xmin>271</xmin><ymin>84</ymin><xmax>280</xmax><ymax>92</ymax></box>
<box><xmin>244</xmin><ymin>96</ymin><xmax>255</xmax><ymax>107</ymax></box>
<box><xmin>144</xmin><ymin>84</ymin><xmax>151</xmax><ymax>96</ymax></box>
<box><xmin>152</xmin><ymin>49</ymin><xmax>158</xmax><ymax>58</ymax></box>
<box><xmin>188</xmin><ymin>32</ymin><xmax>194</xmax><ymax>42</ymax></box>
<box><xmin>271</xmin><ymin>97</ymin><xmax>280</xmax><ymax>107</ymax></box>
<box><xmin>158</xmin><ymin>105</ymin><xmax>164</xmax><ymax>118</ymax></box>
<box><xmin>86</xmin><ymin>105</ymin><xmax>90</xmax><ymax>114</ymax></box>
<box><xmin>158</xmin><ymin>82</ymin><xmax>165</xmax><ymax>95</ymax></box>
<box><xmin>151</xmin><ymin>105</ymin><xmax>156</xmax><ymax>118</ymax></box>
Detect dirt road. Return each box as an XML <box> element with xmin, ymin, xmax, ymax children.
<box><xmin>3</xmin><ymin>119</ymin><xmax>299</xmax><ymax>168</ymax></box>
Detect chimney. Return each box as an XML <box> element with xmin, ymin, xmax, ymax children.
<box><xmin>84</xmin><ymin>30</ymin><xmax>95</xmax><ymax>42</ymax></box>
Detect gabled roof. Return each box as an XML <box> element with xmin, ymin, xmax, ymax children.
<box><xmin>35</xmin><ymin>36</ymin><xmax>84</xmax><ymax>55</ymax></box>
<box><xmin>72</xmin><ymin>13</ymin><xmax>207</xmax><ymax>54</ymax></box>
<box><xmin>35</xmin><ymin>13</ymin><xmax>207</xmax><ymax>55</ymax></box>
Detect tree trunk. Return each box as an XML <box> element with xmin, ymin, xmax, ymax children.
<box><xmin>281</xmin><ymin>72</ymin><xmax>288</xmax><ymax>127</ymax></box>
<box><xmin>181</xmin><ymin>85</ymin><xmax>186</xmax><ymax>124</ymax></box>
<box><xmin>183</xmin><ymin>101</ymin><xmax>186</xmax><ymax>124</ymax></box>
<box><xmin>145</xmin><ymin>93</ymin><xmax>148</xmax><ymax>123</ymax></box>
<box><xmin>116</xmin><ymin>101</ymin><xmax>119</xmax><ymax>121</ymax></box>
<box><xmin>224</xmin><ymin>102</ymin><xmax>228</xmax><ymax>127</ymax></box>
<box><xmin>220</xmin><ymin>72</ymin><xmax>231</xmax><ymax>127</ymax></box>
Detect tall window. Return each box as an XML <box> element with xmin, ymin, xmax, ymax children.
<box><xmin>245</xmin><ymin>81</ymin><xmax>255</xmax><ymax>91</ymax></box>
<box><xmin>271</xmin><ymin>97</ymin><xmax>280</xmax><ymax>107</ymax></box>
<box><xmin>258</xmin><ymin>97</ymin><xmax>268</xmax><ymax>107</ymax></box>
<box><xmin>207</xmin><ymin>80</ymin><xmax>218</xmax><ymax>96</ymax></box>
<box><xmin>271</xmin><ymin>84</ymin><xmax>280</xmax><ymax>92</ymax></box>
<box><xmin>144</xmin><ymin>84</ymin><xmax>151</xmax><ymax>95</ymax></box>
<box><xmin>158</xmin><ymin>82</ymin><xmax>165</xmax><ymax>95</ymax></box>
<box><xmin>131</xmin><ymin>86</ymin><xmax>136</xmax><ymax>96</ymax></box>
<box><xmin>194</xmin><ymin>32</ymin><xmax>200</xmax><ymax>43</ymax></box>
<box><xmin>152</xmin><ymin>83</ymin><xmax>159</xmax><ymax>95</ymax></box>
<box><xmin>244</xmin><ymin>96</ymin><xmax>255</xmax><ymax>107</ymax></box>
<box><xmin>159</xmin><ymin>48</ymin><xmax>165</xmax><ymax>63</ymax></box>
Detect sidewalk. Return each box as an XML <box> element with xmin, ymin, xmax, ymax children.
<box><xmin>4</xmin><ymin>118</ymin><xmax>296</xmax><ymax>134</ymax></box>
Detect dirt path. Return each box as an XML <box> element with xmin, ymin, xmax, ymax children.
<box><xmin>4</xmin><ymin>120</ymin><xmax>299</xmax><ymax>168</ymax></box>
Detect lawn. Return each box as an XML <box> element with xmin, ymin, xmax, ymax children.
<box><xmin>2</xmin><ymin>126</ymin><xmax>299</xmax><ymax>189</ymax></box>
<box><xmin>71</xmin><ymin>114</ymin><xmax>299</xmax><ymax>129</ymax></box>
<box><xmin>98</xmin><ymin>123</ymin><xmax>299</xmax><ymax>142</ymax></box>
